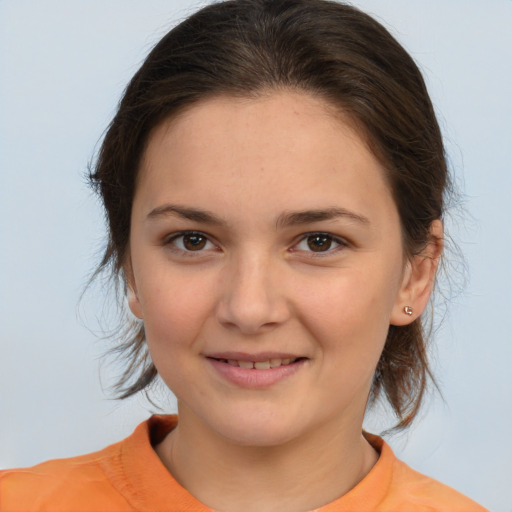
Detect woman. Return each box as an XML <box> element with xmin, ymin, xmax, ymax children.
<box><xmin>0</xmin><ymin>1</ymin><xmax>488</xmax><ymax>510</ymax></box>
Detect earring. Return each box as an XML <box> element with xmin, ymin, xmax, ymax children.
<box><xmin>403</xmin><ymin>306</ymin><xmax>413</xmax><ymax>316</ymax></box>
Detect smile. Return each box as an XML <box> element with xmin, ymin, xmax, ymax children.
<box><xmin>211</xmin><ymin>357</ymin><xmax>303</xmax><ymax>369</ymax></box>
<box><xmin>206</xmin><ymin>355</ymin><xmax>307</xmax><ymax>388</ymax></box>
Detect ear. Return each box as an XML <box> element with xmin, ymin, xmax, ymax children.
<box><xmin>390</xmin><ymin>220</ymin><xmax>443</xmax><ymax>326</ymax></box>
<box><xmin>124</xmin><ymin>254</ymin><xmax>143</xmax><ymax>320</ymax></box>
<box><xmin>128</xmin><ymin>287</ymin><xmax>143</xmax><ymax>319</ymax></box>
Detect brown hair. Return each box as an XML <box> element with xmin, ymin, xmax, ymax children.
<box><xmin>90</xmin><ymin>0</ymin><xmax>448</xmax><ymax>430</ymax></box>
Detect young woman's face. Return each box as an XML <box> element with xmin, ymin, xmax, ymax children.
<box><xmin>128</xmin><ymin>92</ymin><xmax>412</xmax><ymax>446</ymax></box>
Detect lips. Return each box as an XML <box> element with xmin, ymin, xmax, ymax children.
<box><xmin>210</xmin><ymin>357</ymin><xmax>302</xmax><ymax>370</ymax></box>
<box><xmin>206</xmin><ymin>353</ymin><xmax>307</xmax><ymax>388</ymax></box>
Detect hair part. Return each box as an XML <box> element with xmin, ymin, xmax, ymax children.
<box><xmin>90</xmin><ymin>0</ymin><xmax>450</xmax><ymax>430</ymax></box>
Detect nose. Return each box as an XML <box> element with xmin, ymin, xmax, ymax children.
<box><xmin>215</xmin><ymin>251</ymin><xmax>291</xmax><ymax>335</ymax></box>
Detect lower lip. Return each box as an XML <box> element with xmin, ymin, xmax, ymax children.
<box><xmin>207</xmin><ymin>358</ymin><xmax>306</xmax><ymax>388</ymax></box>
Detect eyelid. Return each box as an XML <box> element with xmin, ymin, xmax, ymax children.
<box><xmin>164</xmin><ymin>230</ymin><xmax>218</xmax><ymax>254</ymax></box>
<box><xmin>291</xmin><ymin>231</ymin><xmax>348</xmax><ymax>256</ymax></box>
<box><xmin>162</xmin><ymin>230</ymin><xmax>348</xmax><ymax>257</ymax></box>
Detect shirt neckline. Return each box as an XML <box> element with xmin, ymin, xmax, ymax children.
<box><xmin>109</xmin><ymin>414</ymin><xmax>394</xmax><ymax>511</ymax></box>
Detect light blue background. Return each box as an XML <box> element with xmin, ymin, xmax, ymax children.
<box><xmin>1</xmin><ymin>1</ymin><xmax>511</xmax><ymax>510</ymax></box>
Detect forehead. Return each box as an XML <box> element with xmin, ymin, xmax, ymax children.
<box><xmin>144</xmin><ymin>92</ymin><xmax>344</xmax><ymax>165</ymax></box>
<box><xmin>136</xmin><ymin>91</ymin><xmax>396</xmax><ymax>226</ymax></box>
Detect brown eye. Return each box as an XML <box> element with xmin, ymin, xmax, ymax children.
<box><xmin>182</xmin><ymin>233</ymin><xmax>207</xmax><ymax>251</ymax></box>
<box><xmin>294</xmin><ymin>232</ymin><xmax>344</xmax><ymax>255</ymax></box>
<box><xmin>167</xmin><ymin>231</ymin><xmax>216</xmax><ymax>255</ymax></box>
<box><xmin>306</xmin><ymin>234</ymin><xmax>333</xmax><ymax>252</ymax></box>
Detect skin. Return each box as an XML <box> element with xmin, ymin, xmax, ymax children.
<box><xmin>127</xmin><ymin>91</ymin><xmax>441</xmax><ymax>512</ymax></box>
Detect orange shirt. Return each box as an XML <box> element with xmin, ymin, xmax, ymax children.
<box><xmin>0</xmin><ymin>415</ymin><xmax>487</xmax><ymax>511</ymax></box>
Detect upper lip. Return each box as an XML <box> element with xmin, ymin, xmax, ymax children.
<box><xmin>205</xmin><ymin>351</ymin><xmax>306</xmax><ymax>362</ymax></box>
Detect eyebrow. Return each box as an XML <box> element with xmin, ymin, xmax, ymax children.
<box><xmin>146</xmin><ymin>203</ymin><xmax>369</xmax><ymax>228</ymax></box>
<box><xmin>147</xmin><ymin>204</ymin><xmax>226</xmax><ymax>226</ymax></box>
<box><xmin>276</xmin><ymin>207</ymin><xmax>370</xmax><ymax>228</ymax></box>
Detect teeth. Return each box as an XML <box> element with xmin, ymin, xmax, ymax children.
<box><xmin>254</xmin><ymin>360</ymin><xmax>270</xmax><ymax>370</ymax></box>
<box><xmin>221</xmin><ymin>358</ymin><xmax>298</xmax><ymax>369</ymax></box>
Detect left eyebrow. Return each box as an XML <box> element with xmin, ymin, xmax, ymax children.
<box><xmin>276</xmin><ymin>207</ymin><xmax>370</xmax><ymax>228</ymax></box>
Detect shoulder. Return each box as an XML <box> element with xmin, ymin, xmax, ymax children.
<box><xmin>322</xmin><ymin>433</ymin><xmax>487</xmax><ymax>511</ymax></box>
<box><xmin>0</xmin><ymin>441</ymin><xmax>130</xmax><ymax>512</ymax></box>
<box><xmin>0</xmin><ymin>415</ymin><xmax>179</xmax><ymax>512</ymax></box>
<box><xmin>378</xmin><ymin>436</ymin><xmax>488</xmax><ymax>512</ymax></box>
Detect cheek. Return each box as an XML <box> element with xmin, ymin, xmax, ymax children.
<box><xmin>295</xmin><ymin>269</ymin><xmax>399</xmax><ymax>371</ymax></box>
<box><xmin>141</xmin><ymin>284</ymin><xmax>213</xmax><ymax>396</ymax></box>
<box><xmin>138</xmin><ymin>270</ymin><xmax>217</xmax><ymax>353</ymax></box>
<box><xmin>298</xmin><ymin>269</ymin><xmax>399</xmax><ymax>334</ymax></box>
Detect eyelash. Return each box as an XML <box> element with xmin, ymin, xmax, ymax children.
<box><xmin>292</xmin><ymin>232</ymin><xmax>347</xmax><ymax>256</ymax></box>
<box><xmin>164</xmin><ymin>231</ymin><xmax>217</xmax><ymax>256</ymax></box>
<box><xmin>164</xmin><ymin>231</ymin><xmax>347</xmax><ymax>257</ymax></box>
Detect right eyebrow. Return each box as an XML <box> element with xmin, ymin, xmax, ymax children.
<box><xmin>146</xmin><ymin>204</ymin><xmax>226</xmax><ymax>226</ymax></box>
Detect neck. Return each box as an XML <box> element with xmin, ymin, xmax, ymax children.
<box><xmin>155</xmin><ymin>407</ymin><xmax>379</xmax><ymax>512</ymax></box>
